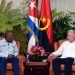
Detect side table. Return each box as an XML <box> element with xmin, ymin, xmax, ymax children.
<box><xmin>25</xmin><ymin>62</ymin><xmax>49</xmax><ymax>75</ymax></box>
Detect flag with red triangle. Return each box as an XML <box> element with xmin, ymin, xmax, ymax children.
<box><xmin>27</xmin><ymin>0</ymin><xmax>39</xmax><ymax>52</ymax></box>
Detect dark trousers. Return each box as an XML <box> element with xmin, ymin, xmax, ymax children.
<box><xmin>0</xmin><ymin>57</ymin><xmax>19</xmax><ymax>75</ymax></box>
<box><xmin>52</xmin><ymin>57</ymin><xmax>74</xmax><ymax>75</ymax></box>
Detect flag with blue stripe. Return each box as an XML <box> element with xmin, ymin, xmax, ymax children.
<box><xmin>27</xmin><ymin>0</ymin><xmax>39</xmax><ymax>52</ymax></box>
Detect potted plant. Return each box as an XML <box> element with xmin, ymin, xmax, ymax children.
<box><xmin>28</xmin><ymin>45</ymin><xmax>48</xmax><ymax>62</ymax></box>
<box><xmin>53</xmin><ymin>14</ymin><xmax>72</xmax><ymax>41</ymax></box>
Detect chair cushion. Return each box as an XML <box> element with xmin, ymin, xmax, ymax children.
<box><xmin>61</xmin><ymin>64</ymin><xmax>75</xmax><ymax>71</ymax></box>
<box><xmin>6</xmin><ymin>63</ymin><xmax>20</xmax><ymax>70</ymax></box>
<box><xmin>6</xmin><ymin>55</ymin><xmax>26</xmax><ymax>70</ymax></box>
<box><xmin>6</xmin><ymin>63</ymin><xmax>13</xmax><ymax>70</ymax></box>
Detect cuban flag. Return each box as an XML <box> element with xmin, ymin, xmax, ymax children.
<box><xmin>27</xmin><ymin>0</ymin><xmax>39</xmax><ymax>52</ymax></box>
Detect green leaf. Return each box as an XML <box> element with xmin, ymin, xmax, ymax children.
<box><xmin>52</xmin><ymin>9</ymin><xmax>63</xmax><ymax>20</ymax></box>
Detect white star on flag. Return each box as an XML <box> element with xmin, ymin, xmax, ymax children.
<box><xmin>30</xmin><ymin>1</ymin><xmax>36</xmax><ymax>10</ymax></box>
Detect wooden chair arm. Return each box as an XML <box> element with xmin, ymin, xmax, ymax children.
<box><xmin>18</xmin><ymin>55</ymin><xmax>26</xmax><ymax>75</ymax></box>
<box><xmin>18</xmin><ymin>55</ymin><xmax>26</xmax><ymax>63</ymax></box>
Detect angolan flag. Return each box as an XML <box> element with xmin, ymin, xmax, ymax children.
<box><xmin>39</xmin><ymin>0</ymin><xmax>54</xmax><ymax>54</ymax></box>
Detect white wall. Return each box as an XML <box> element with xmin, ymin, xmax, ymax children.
<box><xmin>0</xmin><ymin>0</ymin><xmax>75</xmax><ymax>12</ymax></box>
<box><xmin>50</xmin><ymin>0</ymin><xmax>75</xmax><ymax>12</ymax></box>
<box><xmin>38</xmin><ymin>0</ymin><xmax>75</xmax><ymax>12</ymax></box>
<box><xmin>0</xmin><ymin>0</ymin><xmax>22</xmax><ymax>9</ymax></box>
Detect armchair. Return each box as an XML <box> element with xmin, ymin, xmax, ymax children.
<box><xmin>6</xmin><ymin>41</ymin><xmax>26</xmax><ymax>75</ymax></box>
<box><xmin>49</xmin><ymin>39</ymin><xmax>75</xmax><ymax>75</ymax></box>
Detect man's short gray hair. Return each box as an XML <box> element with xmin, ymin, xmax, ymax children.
<box><xmin>67</xmin><ymin>29</ymin><xmax>75</xmax><ymax>34</ymax></box>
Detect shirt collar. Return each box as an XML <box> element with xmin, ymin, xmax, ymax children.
<box><xmin>3</xmin><ymin>39</ymin><xmax>13</xmax><ymax>43</ymax></box>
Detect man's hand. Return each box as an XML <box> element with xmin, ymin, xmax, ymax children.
<box><xmin>73</xmin><ymin>59</ymin><xmax>75</xmax><ymax>64</ymax></box>
<box><xmin>47</xmin><ymin>55</ymin><xmax>57</xmax><ymax>62</ymax></box>
<box><xmin>8</xmin><ymin>54</ymin><xmax>15</xmax><ymax>59</ymax></box>
<box><xmin>17</xmin><ymin>55</ymin><xmax>19</xmax><ymax>58</ymax></box>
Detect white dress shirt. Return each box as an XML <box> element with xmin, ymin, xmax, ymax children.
<box><xmin>0</xmin><ymin>39</ymin><xmax>19</xmax><ymax>57</ymax></box>
<box><xmin>52</xmin><ymin>41</ymin><xmax>75</xmax><ymax>58</ymax></box>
